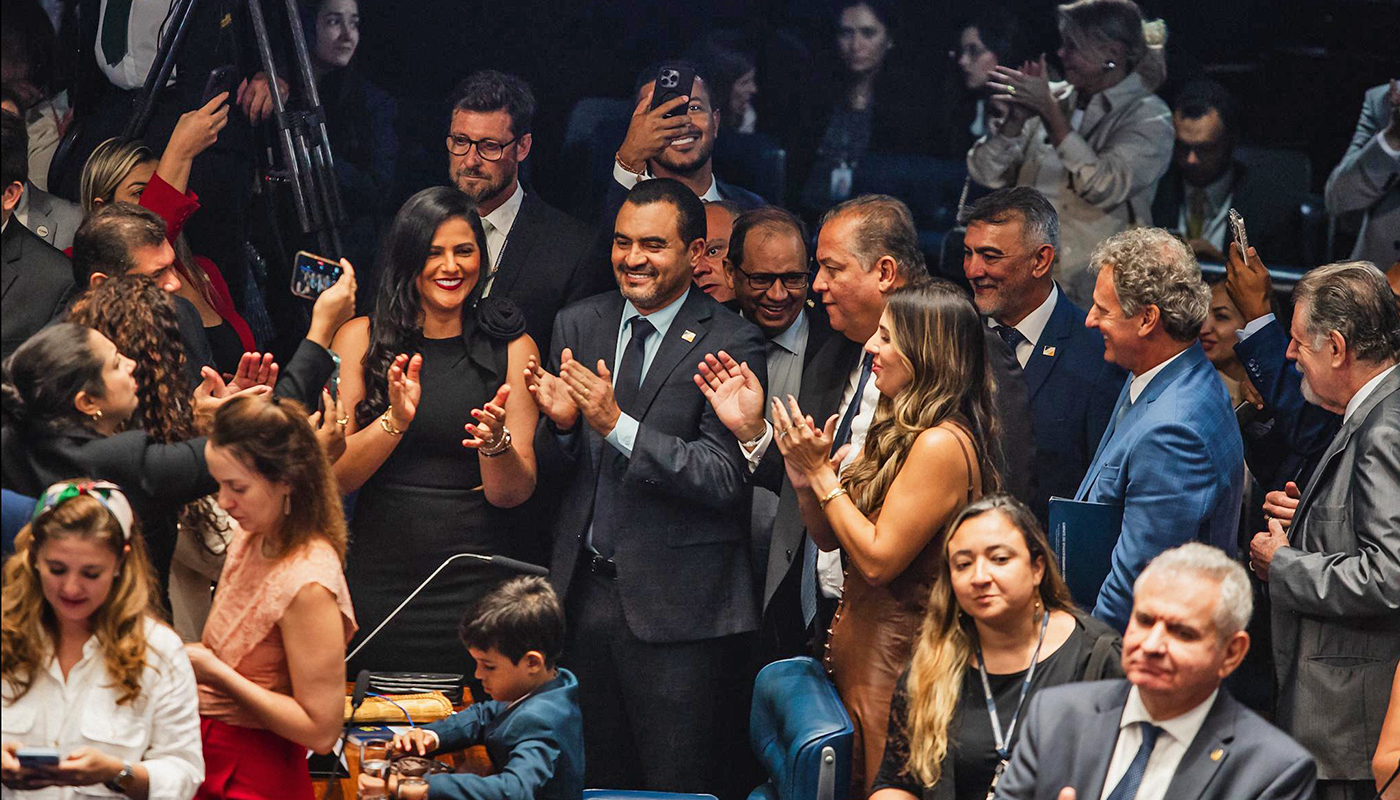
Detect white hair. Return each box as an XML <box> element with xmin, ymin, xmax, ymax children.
<box><xmin>1135</xmin><ymin>543</ymin><xmax>1252</xmax><ymax>638</ymax></box>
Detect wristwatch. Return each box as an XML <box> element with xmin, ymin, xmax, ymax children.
<box><xmin>105</xmin><ymin>761</ymin><xmax>135</xmax><ymax>794</ymax></box>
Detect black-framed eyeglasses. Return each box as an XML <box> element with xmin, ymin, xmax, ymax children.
<box><xmin>445</xmin><ymin>133</ymin><xmax>519</xmax><ymax>160</ymax></box>
<box><xmin>731</xmin><ymin>261</ymin><xmax>809</xmax><ymax>291</ymax></box>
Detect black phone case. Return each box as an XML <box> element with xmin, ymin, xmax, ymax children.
<box><xmin>650</xmin><ymin>63</ymin><xmax>696</xmax><ymax>118</ymax></box>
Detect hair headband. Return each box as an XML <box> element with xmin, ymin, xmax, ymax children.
<box><xmin>31</xmin><ymin>480</ymin><xmax>135</xmax><ymax>542</ymax></box>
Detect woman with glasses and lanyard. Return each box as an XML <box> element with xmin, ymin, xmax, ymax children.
<box><xmin>869</xmin><ymin>495</ymin><xmax>1122</xmax><ymax>800</ymax></box>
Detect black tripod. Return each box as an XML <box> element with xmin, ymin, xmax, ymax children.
<box><xmin>126</xmin><ymin>0</ymin><xmax>347</xmax><ymax>257</ymax></box>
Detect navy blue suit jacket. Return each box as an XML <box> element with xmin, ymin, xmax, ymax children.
<box><xmin>1016</xmin><ymin>287</ymin><xmax>1127</xmax><ymax>523</ymax></box>
<box><xmin>422</xmin><ymin>669</ymin><xmax>584</xmax><ymax>800</ymax></box>
<box><xmin>1077</xmin><ymin>344</ymin><xmax>1245</xmax><ymax>630</ymax></box>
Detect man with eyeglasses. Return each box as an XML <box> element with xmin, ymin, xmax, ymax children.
<box><xmin>447</xmin><ymin>70</ymin><xmax>609</xmax><ymax>356</ymax></box>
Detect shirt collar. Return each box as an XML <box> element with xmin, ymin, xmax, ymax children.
<box><xmin>1344</xmin><ymin>363</ymin><xmax>1398</xmax><ymax>424</ymax></box>
<box><xmin>998</xmin><ymin>284</ymin><xmax>1058</xmax><ymax>347</ymax></box>
<box><xmin>1121</xmin><ymin>684</ymin><xmax>1218</xmax><ymax>748</ymax></box>
<box><xmin>1129</xmin><ymin>347</ymin><xmax>1189</xmax><ymax>403</ymax></box>
<box><xmin>700</xmin><ymin>175</ymin><xmax>723</xmax><ymax>202</ymax></box>
<box><xmin>480</xmin><ymin>181</ymin><xmax>525</xmax><ymax>235</ymax></box>
<box><xmin>769</xmin><ymin>309</ymin><xmax>809</xmax><ymax>355</ymax></box>
<box><xmin>621</xmin><ymin>286</ymin><xmax>691</xmax><ymax>341</ymax></box>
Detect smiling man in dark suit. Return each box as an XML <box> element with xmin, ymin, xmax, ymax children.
<box><xmin>526</xmin><ymin>178</ymin><xmax>766</xmax><ymax>793</ymax></box>
<box><xmin>448</xmin><ymin>70</ymin><xmax>611</xmax><ymax>356</ymax></box>
<box><xmin>963</xmin><ymin>187</ymin><xmax>1126</xmax><ymax>524</ymax></box>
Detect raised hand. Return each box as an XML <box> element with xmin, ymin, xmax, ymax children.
<box><xmin>693</xmin><ymin>350</ymin><xmax>766</xmax><ymax>441</ymax></box>
<box><xmin>561</xmin><ymin>356</ymin><xmax>621</xmax><ymax>436</ymax></box>
<box><xmin>525</xmin><ymin>351</ymin><xmax>579</xmax><ymax>430</ymax></box>
<box><xmin>616</xmin><ymin>89</ymin><xmax>693</xmax><ymax>171</ymax></box>
<box><xmin>167</xmin><ymin>92</ymin><xmax>230</xmax><ymax>162</ymax></box>
<box><xmin>386</xmin><ymin>354</ymin><xmax>423</xmax><ymax>432</ymax></box>
<box><xmin>1224</xmin><ymin>241</ymin><xmax>1273</xmax><ymax>323</ymax></box>
<box><xmin>307</xmin><ymin>259</ymin><xmax>357</xmax><ymax>347</ymax></box>
<box><xmin>192</xmin><ymin>366</ymin><xmax>272</xmax><ymax>431</ymax></box>
<box><xmin>227</xmin><ymin>351</ymin><xmax>279</xmax><ymax>393</ymax></box>
<box><xmin>464</xmin><ymin>383</ymin><xmax>510</xmax><ymax>450</ymax></box>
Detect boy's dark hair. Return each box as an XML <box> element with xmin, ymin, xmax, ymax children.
<box><xmin>70</xmin><ymin>202</ymin><xmax>167</xmax><ymax>287</ymax></box>
<box><xmin>458</xmin><ymin>576</ymin><xmax>565</xmax><ymax>668</ymax></box>
<box><xmin>624</xmin><ymin>178</ymin><xmax>707</xmax><ymax>247</ymax></box>
<box><xmin>1174</xmin><ymin>79</ymin><xmax>1239</xmax><ymax>138</ymax></box>
<box><xmin>449</xmin><ymin>70</ymin><xmax>537</xmax><ymax>137</ymax></box>
<box><xmin>2</xmin><ymin>109</ymin><xmax>28</xmax><ymax>189</ymax></box>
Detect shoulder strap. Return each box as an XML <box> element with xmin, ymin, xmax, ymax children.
<box><xmin>942</xmin><ymin>421</ymin><xmax>977</xmax><ymax>501</ymax></box>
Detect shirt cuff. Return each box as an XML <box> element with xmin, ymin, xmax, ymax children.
<box><xmin>605</xmin><ymin>412</ymin><xmax>639</xmax><ymax>457</ymax></box>
<box><xmin>1375</xmin><ymin>130</ymin><xmax>1400</xmax><ymax>158</ymax></box>
<box><xmin>739</xmin><ymin>421</ymin><xmax>774</xmax><ymax>472</ymax></box>
<box><xmin>612</xmin><ymin>159</ymin><xmax>648</xmax><ymax>191</ymax></box>
<box><xmin>1237</xmin><ymin>312</ymin><xmax>1276</xmax><ymax>342</ymax></box>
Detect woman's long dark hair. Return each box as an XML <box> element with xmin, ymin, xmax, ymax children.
<box><xmin>1</xmin><ymin>323</ymin><xmax>107</xmax><ymax>435</ymax></box>
<box><xmin>356</xmin><ymin>187</ymin><xmax>490</xmax><ymax>428</ymax></box>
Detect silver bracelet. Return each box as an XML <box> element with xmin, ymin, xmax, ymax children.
<box><xmin>479</xmin><ymin>427</ymin><xmax>512</xmax><ymax>457</ymax></box>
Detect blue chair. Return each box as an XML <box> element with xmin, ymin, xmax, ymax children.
<box><xmin>714</xmin><ymin>133</ymin><xmax>788</xmax><ymax>206</ymax></box>
<box><xmin>583</xmin><ymin>656</ymin><xmax>852</xmax><ymax>800</ymax></box>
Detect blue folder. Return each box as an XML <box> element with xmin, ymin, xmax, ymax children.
<box><xmin>1047</xmin><ymin>497</ymin><xmax>1123</xmax><ymax>610</ymax></box>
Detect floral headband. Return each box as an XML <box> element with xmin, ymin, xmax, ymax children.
<box><xmin>31</xmin><ymin>480</ymin><xmax>135</xmax><ymax>542</ymax></box>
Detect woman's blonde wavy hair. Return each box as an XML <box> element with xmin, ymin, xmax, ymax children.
<box><xmin>80</xmin><ymin>137</ymin><xmax>218</xmax><ymax>309</ymax></box>
<box><xmin>900</xmin><ymin>494</ymin><xmax>1076</xmax><ymax>786</ymax></box>
<box><xmin>1</xmin><ymin>490</ymin><xmax>160</xmax><ymax>706</ymax></box>
<box><xmin>841</xmin><ymin>281</ymin><xmax>1001</xmax><ymax>516</ymax></box>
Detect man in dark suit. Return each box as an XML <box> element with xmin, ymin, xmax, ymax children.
<box><xmin>963</xmin><ymin>187</ymin><xmax>1126</xmax><ymax>524</ymax></box>
<box><xmin>1152</xmin><ymin>80</ymin><xmax>1300</xmax><ymax>265</ymax></box>
<box><xmin>1079</xmin><ymin>228</ymin><xmax>1244</xmax><ymax>631</ymax></box>
<box><xmin>994</xmin><ymin>543</ymin><xmax>1316</xmax><ymax>800</ymax></box>
<box><xmin>526</xmin><ymin>178</ymin><xmax>765</xmax><ymax>793</ymax></box>
<box><xmin>1247</xmin><ymin>262</ymin><xmax>1400</xmax><ymax>800</ymax></box>
<box><xmin>2</xmin><ymin>111</ymin><xmax>73</xmax><ymax>360</ymax></box>
<box><xmin>447</xmin><ymin>70</ymin><xmax>610</xmax><ymax>356</ymax></box>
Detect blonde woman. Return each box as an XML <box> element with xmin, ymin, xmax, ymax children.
<box><xmin>1</xmin><ymin>481</ymin><xmax>203</xmax><ymax>798</ymax></box>
<box><xmin>772</xmin><ymin>281</ymin><xmax>1000</xmax><ymax>793</ymax></box>
<box><xmin>870</xmin><ymin>495</ymin><xmax>1121</xmax><ymax>800</ymax></box>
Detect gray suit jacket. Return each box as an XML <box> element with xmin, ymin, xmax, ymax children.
<box><xmin>1325</xmin><ymin>84</ymin><xmax>1400</xmax><ymax>268</ymax></box>
<box><xmin>993</xmin><ymin>680</ymin><xmax>1316</xmax><ymax>800</ymax></box>
<box><xmin>1270</xmin><ymin>365</ymin><xmax>1400</xmax><ymax>780</ymax></box>
<box><xmin>17</xmin><ymin>183</ymin><xmax>83</xmax><ymax>252</ymax></box>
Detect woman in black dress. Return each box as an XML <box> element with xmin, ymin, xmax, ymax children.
<box><xmin>871</xmin><ymin>494</ymin><xmax>1122</xmax><ymax>800</ymax></box>
<box><xmin>332</xmin><ymin>187</ymin><xmax>539</xmax><ymax>676</ymax></box>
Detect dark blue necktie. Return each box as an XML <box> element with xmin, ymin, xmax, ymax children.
<box><xmin>995</xmin><ymin>324</ymin><xmax>1027</xmax><ymax>351</ymax></box>
<box><xmin>1105</xmin><ymin>723</ymin><xmax>1163</xmax><ymax>800</ymax></box>
<box><xmin>591</xmin><ymin>316</ymin><xmax>655</xmax><ymax>559</ymax></box>
<box><xmin>614</xmin><ymin>317</ymin><xmax>655</xmax><ymax>417</ymax></box>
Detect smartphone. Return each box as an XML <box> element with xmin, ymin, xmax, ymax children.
<box><xmin>1234</xmin><ymin>398</ymin><xmax>1261</xmax><ymax>428</ymax></box>
<box><xmin>1227</xmin><ymin>208</ymin><xmax>1249</xmax><ymax>257</ymax></box>
<box><xmin>16</xmin><ymin>747</ymin><xmax>60</xmax><ymax>769</ymax></box>
<box><xmin>200</xmin><ymin>64</ymin><xmax>238</xmax><ymax>107</ymax></box>
<box><xmin>290</xmin><ymin>251</ymin><xmax>343</xmax><ymax>300</ymax></box>
<box><xmin>649</xmin><ymin>63</ymin><xmax>696</xmax><ymax>118</ymax></box>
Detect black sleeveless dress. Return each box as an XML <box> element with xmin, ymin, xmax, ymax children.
<box><xmin>345</xmin><ymin>299</ymin><xmax>526</xmax><ymax>676</ymax></box>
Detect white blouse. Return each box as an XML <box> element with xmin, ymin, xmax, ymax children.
<box><xmin>1</xmin><ymin>618</ymin><xmax>204</xmax><ymax>799</ymax></box>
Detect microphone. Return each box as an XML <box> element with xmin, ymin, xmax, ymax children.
<box><xmin>345</xmin><ymin>552</ymin><xmax>548</xmax><ymax>663</ymax></box>
<box><xmin>350</xmin><ymin>669</ymin><xmax>371</xmax><ymax>717</ymax></box>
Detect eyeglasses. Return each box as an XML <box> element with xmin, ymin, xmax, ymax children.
<box><xmin>731</xmin><ymin>261</ymin><xmax>809</xmax><ymax>291</ymax></box>
<box><xmin>445</xmin><ymin>133</ymin><xmax>519</xmax><ymax>160</ymax></box>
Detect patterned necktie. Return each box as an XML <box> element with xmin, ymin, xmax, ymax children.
<box><xmin>995</xmin><ymin>325</ymin><xmax>1027</xmax><ymax>351</ymax></box>
<box><xmin>101</xmin><ymin>0</ymin><xmax>135</xmax><ymax>66</ymax></box>
<box><xmin>1105</xmin><ymin>723</ymin><xmax>1164</xmax><ymax>800</ymax></box>
<box><xmin>1185</xmin><ymin>188</ymin><xmax>1206</xmax><ymax>241</ymax></box>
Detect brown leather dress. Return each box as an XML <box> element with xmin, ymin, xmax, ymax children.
<box><xmin>823</xmin><ymin>425</ymin><xmax>980</xmax><ymax>794</ymax></box>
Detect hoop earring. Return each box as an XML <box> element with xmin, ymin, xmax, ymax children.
<box><xmin>283</xmin><ymin>494</ymin><xmax>292</xmax><ymax>516</ymax></box>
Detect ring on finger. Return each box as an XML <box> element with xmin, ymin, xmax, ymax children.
<box><xmin>336</xmin><ymin>416</ymin><xmax>349</xmax><ymax>426</ymax></box>
<box><xmin>1007</xmin><ymin>85</ymin><xmax>1017</xmax><ymax>96</ymax></box>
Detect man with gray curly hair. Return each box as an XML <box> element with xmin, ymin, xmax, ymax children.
<box><xmin>1075</xmin><ymin>227</ymin><xmax>1244</xmax><ymax>631</ymax></box>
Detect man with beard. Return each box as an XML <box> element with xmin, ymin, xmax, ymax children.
<box><xmin>525</xmin><ymin>178</ymin><xmax>766</xmax><ymax>793</ymax></box>
<box><xmin>447</xmin><ymin>70</ymin><xmax>610</xmax><ymax>355</ymax></box>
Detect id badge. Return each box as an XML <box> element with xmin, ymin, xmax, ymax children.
<box><xmin>984</xmin><ymin>758</ymin><xmax>1008</xmax><ymax>800</ymax></box>
<box><xmin>830</xmin><ymin>162</ymin><xmax>854</xmax><ymax>201</ymax></box>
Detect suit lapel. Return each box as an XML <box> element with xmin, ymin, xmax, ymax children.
<box><xmin>586</xmin><ymin>296</ymin><xmax>625</xmax><ymax>471</ymax></box>
<box><xmin>1076</xmin><ymin>683</ymin><xmax>1134</xmax><ymax>799</ymax></box>
<box><xmin>486</xmin><ymin>194</ymin><xmax>536</xmax><ymax>299</ymax></box>
<box><xmin>633</xmin><ymin>290</ymin><xmax>713</xmax><ymax>418</ymax></box>
<box><xmin>802</xmin><ymin>335</ymin><xmax>861</xmax><ymax>417</ymax></box>
<box><xmin>1293</xmin><ymin>369</ymin><xmax>1400</xmax><ymax>528</ymax></box>
<box><xmin>1022</xmin><ymin>292</ymin><xmax>1074</xmax><ymax>400</ymax></box>
<box><xmin>1162</xmin><ymin>693</ymin><xmax>1237</xmax><ymax>800</ymax></box>
<box><xmin>2</xmin><ymin>224</ymin><xmax>25</xmax><ymax>300</ymax></box>
<box><xmin>1078</xmin><ymin>377</ymin><xmax>1132</xmax><ymax>497</ymax></box>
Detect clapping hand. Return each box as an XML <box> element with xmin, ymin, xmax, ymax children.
<box><xmin>463</xmin><ymin>383</ymin><xmax>510</xmax><ymax>450</ymax></box>
<box><xmin>227</xmin><ymin>351</ymin><xmax>280</xmax><ymax>392</ymax></box>
<box><xmin>693</xmin><ymin>351</ymin><xmax>767</xmax><ymax>442</ymax></box>
<box><xmin>1224</xmin><ymin>241</ymin><xmax>1273</xmax><ymax>323</ymax></box>
<box><xmin>308</xmin><ymin>389</ymin><xmax>347</xmax><ymax>462</ymax></box>
<box><xmin>771</xmin><ymin>395</ymin><xmax>843</xmax><ymax>490</ymax></box>
<box><xmin>525</xmin><ymin>351</ymin><xmax>579</xmax><ymax>430</ymax></box>
<box><xmin>988</xmin><ymin>56</ymin><xmax>1053</xmax><ymax>130</ymax></box>
<box><xmin>192</xmin><ymin>356</ymin><xmax>275</xmax><ymax>431</ymax></box>
<box><xmin>386</xmin><ymin>354</ymin><xmax>423</xmax><ymax>432</ymax></box>
<box><xmin>616</xmin><ymin>89</ymin><xmax>693</xmax><ymax>171</ymax></box>
<box><xmin>560</xmin><ymin>355</ymin><xmax>622</xmax><ymax>436</ymax></box>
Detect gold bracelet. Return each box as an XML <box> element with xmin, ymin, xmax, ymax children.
<box><xmin>379</xmin><ymin>406</ymin><xmax>404</xmax><ymax>436</ymax></box>
<box><xmin>818</xmin><ymin>486</ymin><xmax>848</xmax><ymax>510</ymax></box>
<box><xmin>615</xmin><ymin>151</ymin><xmax>644</xmax><ymax>176</ymax></box>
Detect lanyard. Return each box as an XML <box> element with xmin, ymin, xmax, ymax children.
<box><xmin>975</xmin><ymin>609</ymin><xmax>1050</xmax><ymax>761</ymax></box>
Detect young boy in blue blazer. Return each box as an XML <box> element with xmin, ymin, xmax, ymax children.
<box><xmin>363</xmin><ymin>576</ymin><xmax>583</xmax><ymax>800</ymax></box>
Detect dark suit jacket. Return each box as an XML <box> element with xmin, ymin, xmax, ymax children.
<box><xmin>1270</xmin><ymin>366</ymin><xmax>1400</xmax><ymax>780</ymax></box>
<box><xmin>538</xmin><ymin>289</ymin><xmax>767</xmax><ymax>642</ymax></box>
<box><xmin>2</xmin><ymin>220</ymin><xmax>75</xmax><ymax>361</ymax></box>
<box><xmin>600</xmin><ymin>174</ymin><xmax>766</xmax><ymax>230</ymax></box>
<box><xmin>993</xmin><ymin>680</ymin><xmax>1316</xmax><ymax>800</ymax></box>
<box><xmin>422</xmin><ymin>669</ymin><xmax>584</xmax><ymax>800</ymax></box>
<box><xmin>1015</xmin><ymin>288</ymin><xmax>1127</xmax><ymax>523</ymax></box>
<box><xmin>491</xmin><ymin>193</ymin><xmax>613</xmax><ymax>356</ymax></box>
<box><xmin>1151</xmin><ymin>160</ymin><xmax>1300</xmax><ymax>264</ymax></box>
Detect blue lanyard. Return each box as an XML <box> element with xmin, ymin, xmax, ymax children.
<box><xmin>975</xmin><ymin>610</ymin><xmax>1051</xmax><ymax>761</ymax></box>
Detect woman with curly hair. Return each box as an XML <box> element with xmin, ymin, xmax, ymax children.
<box><xmin>772</xmin><ymin>280</ymin><xmax>1000</xmax><ymax>792</ymax></box>
<box><xmin>0</xmin><ymin>480</ymin><xmax>203</xmax><ymax>797</ymax></box>
<box><xmin>330</xmin><ymin>186</ymin><xmax>539</xmax><ymax>676</ymax></box>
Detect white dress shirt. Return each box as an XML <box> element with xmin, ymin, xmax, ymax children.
<box><xmin>612</xmin><ymin>160</ymin><xmax>723</xmax><ymax>201</ymax></box>
<box><xmin>1344</xmin><ymin>363</ymin><xmax>1398</xmax><ymax>425</ymax></box>
<box><xmin>479</xmin><ymin>182</ymin><xmax>525</xmax><ymax>297</ymax></box>
<box><xmin>94</xmin><ymin>0</ymin><xmax>177</xmax><ymax>90</ymax></box>
<box><xmin>993</xmin><ymin>285</ymin><xmax>1059</xmax><ymax>368</ymax></box>
<box><xmin>814</xmin><ymin>349</ymin><xmax>883</xmax><ymax>599</ymax></box>
<box><xmin>1128</xmin><ymin>347</ymin><xmax>1189</xmax><ymax>403</ymax></box>
<box><xmin>1099</xmin><ymin>686</ymin><xmax>1218</xmax><ymax>800</ymax></box>
<box><xmin>0</xmin><ymin>618</ymin><xmax>204</xmax><ymax>799</ymax></box>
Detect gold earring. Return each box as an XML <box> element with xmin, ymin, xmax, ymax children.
<box><xmin>90</xmin><ymin>409</ymin><xmax>103</xmax><ymax>421</ymax></box>
<box><xmin>283</xmin><ymin>494</ymin><xmax>292</xmax><ymax>516</ymax></box>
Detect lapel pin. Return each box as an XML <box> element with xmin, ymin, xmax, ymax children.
<box><xmin>1210</xmin><ymin>748</ymin><xmax>1224</xmax><ymax>762</ymax></box>
<box><xmin>36</xmin><ymin>225</ymin><xmax>50</xmax><ymax>238</ymax></box>
<box><xmin>1042</xmin><ymin>346</ymin><xmax>1056</xmax><ymax>357</ymax></box>
<box><xmin>681</xmin><ymin>330</ymin><xmax>697</xmax><ymax>343</ymax></box>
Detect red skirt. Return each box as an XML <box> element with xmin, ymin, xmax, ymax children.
<box><xmin>195</xmin><ymin>717</ymin><xmax>313</xmax><ymax>800</ymax></box>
